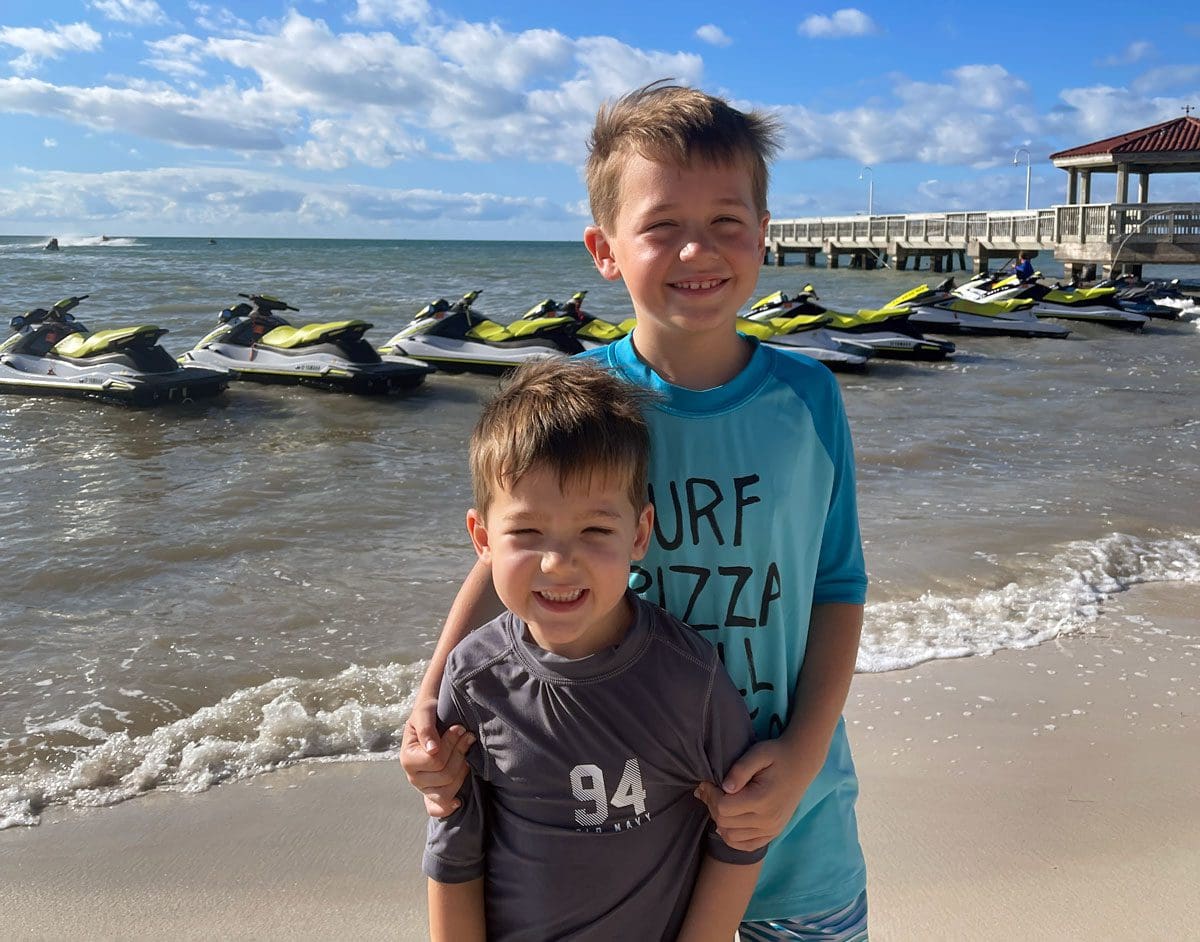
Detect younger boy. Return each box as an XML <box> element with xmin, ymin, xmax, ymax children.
<box><xmin>406</xmin><ymin>82</ymin><xmax>870</xmax><ymax>939</ymax></box>
<box><xmin>423</xmin><ymin>359</ymin><xmax>766</xmax><ymax>941</ymax></box>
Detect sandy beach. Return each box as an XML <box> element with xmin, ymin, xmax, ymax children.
<box><xmin>3</xmin><ymin>580</ymin><xmax>1197</xmax><ymax>941</ymax></box>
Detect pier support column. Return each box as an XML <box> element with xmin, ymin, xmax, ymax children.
<box><xmin>1137</xmin><ymin>173</ymin><xmax>1150</xmax><ymax>203</ymax></box>
<box><xmin>1067</xmin><ymin>169</ymin><xmax>1078</xmax><ymax>204</ymax></box>
<box><xmin>1115</xmin><ymin>165</ymin><xmax>1129</xmax><ymax>203</ymax></box>
<box><xmin>805</xmin><ymin>251</ymin><xmax>817</xmax><ymax>267</ymax></box>
<box><xmin>1081</xmin><ymin>171</ymin><xmax>1092</xmax><ymax>204</ymax></box>
<box><xmin>956</xmin><ymin>250</ymin><xmax>967</xmax><ymax>270</ymax></box>
<box><xmin>774</xmin><ymin>249</ymin><xmax>786</xmax><ymax>266</ymax></box>
<box><xmin>932</xmin><ymin>254</ymin><xmax>943</xmax><ymax>273</ymax></box>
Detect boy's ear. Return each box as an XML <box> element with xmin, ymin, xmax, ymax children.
<box><xmin>466</xmin><ymin>508</ymin><xmax>492</xmax><ymax>563</ymax></box>
<box><xmin>757</xmin><ymin>212</ymin><xmax>770</xmax><ymax>254</ymax></box>
<box><xmin>631</xmin><ymin>503</ymin><xmax>654</xmax><ymax>561</ymax></box>
<box><xmin>584</xmin><ymin>225</ymin><xmax>622</xmax><ymax>282</ymax></box>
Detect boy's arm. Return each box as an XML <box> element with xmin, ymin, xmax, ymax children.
<box><xmin>427</xmin><ymin>878</ymin><xmax>485</xmax><ymax>942</ymax></box>
<box><xmin>401</xmin><ymin>558</ymin><xmax>502</xmax><ymax>816</ymax></box>
<box><xmin>675</xmin><ymin>855</ymin><xmax>762</xmax><ymax>942</ymax></box>
<box><xmin>697</xmin><ymin>602</ymin><xmax>863</xmax><ymax>851</ymax></box>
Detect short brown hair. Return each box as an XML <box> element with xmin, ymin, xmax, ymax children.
<box><xmin>469</xmin><ymin>359</ymin><xmax>651</xmax><ymax>516</ymax></box>
<box><xmin>586</xmin><ymin>80</ymin><xmax>783</xmax><ymax>229</ymax></box>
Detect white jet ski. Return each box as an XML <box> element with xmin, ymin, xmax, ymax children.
<box><xmin>182</xmin><ymin>294</ymin><xmax>432</xmax><ymax>394</ymax></box>
<box><xmin>380</xmin><ymin>290</ymin><xmax>582</xmax><ymax>375</ymax></box>
<box><xmin>954</xmin><ymin>272</ymin><xmax>1148</xmax><ymax>331</ymax></box>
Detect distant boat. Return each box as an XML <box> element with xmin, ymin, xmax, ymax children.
<box><xmin>44</xmin><ymin>238</ymin><xmax>60</xmax><ymax>252</ymax></box>
<box><xmin>101</xmin><ymin>235</ymin><xmax>110</xmax><ymax>242</ymax></box>
<box><xmin>208</xmin><ymin>239</ymin><xmax>217</xmax><ymax>245</ymax></box>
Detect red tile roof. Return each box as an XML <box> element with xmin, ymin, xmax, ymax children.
<box><xmin>1050</xmin><ymin>116</ymin><xmax>1200</xmax><ymax>159</ymax></box>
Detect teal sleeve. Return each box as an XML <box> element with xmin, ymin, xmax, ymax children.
<box><xmin>813</xmin><ymin>377</ymin><xmax>868</xmax><ymax>605</ymax></box>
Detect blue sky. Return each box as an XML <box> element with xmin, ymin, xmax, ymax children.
<box><xmin>1</xmin><ymin>0</ymin><xmax>1198</xmax><ymax>238</ymax></box>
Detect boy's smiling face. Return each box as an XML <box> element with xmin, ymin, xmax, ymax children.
<box><xmin>467</xmin><ymin>464</ymin><xmax>653</xmax><ymax>660</ymax></box>
<box><xmin>585</xmin><ymin>153</ymin><xmax>769</xmax><ymax>346</ymax></box>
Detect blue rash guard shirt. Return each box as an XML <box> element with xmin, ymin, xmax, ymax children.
<box><xmin>578</xmin><ymin>335</ymin><xmax>869</xmax><ymax>920</ymax></box>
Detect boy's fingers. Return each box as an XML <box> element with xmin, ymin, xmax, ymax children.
<box><xmin>423</xmin><ymin>792</ymin><xmax>461</xmax><ymax>818</ymax></box>
<box><xmin>693</xmin><ymin>781</ymin><xmax>722</xmax><ymax>816</ymax></box>
<box><xmin>409</xmin><ymin>698</ymin><xmax>443</xmax><ymax>754</ymax></box>
<box><xmin>720</xmin><ymin>752</ymin><xmax>767</xmax><ymax>795</ymax></box>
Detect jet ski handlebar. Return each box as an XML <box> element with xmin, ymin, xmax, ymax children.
<box><xmin>238</xmin><ymin>293</ymin><xmax>299</xmax><ymax>313</ymax></box>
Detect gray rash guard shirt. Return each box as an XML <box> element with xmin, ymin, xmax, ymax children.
<box><xmin>423</xmin><ymin>593</ymin><xmax>765</xmax><ymax>941</ymax></box>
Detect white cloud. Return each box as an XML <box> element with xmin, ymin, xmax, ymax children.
<box><xmin>187</xmin><ymin>3</ymin><xmax>250</xmax><ymax>34</ymax></box>
<box><xmin>0</xmin><ymin>76</ymin><xmax>288</xmax><ymax>151</ymax></box>
<box><xmin>1049</xmin><ymin>84</ymin><xmax>1183</xmax><ymax>141</ymax></box>
<box><xmin>0</xmin><ymin>165</ymin><xmax>569</xmax><ymax>234</ymax></box>
<box><xmin>0</xmin><ymin>22</ymin><xmax>103</xmax><ymax>74</ymax></box>
<box><xmin>348</xmin><ymin>0</ymin><xmax>431</xmax><ymax>26</ymax></box>
<box><xmin>773</xmin><ymin>64</ymin><xmax>1038</xmax><ymax>166</ymax></box>
<box><xmin>1096</xmin><ymin>40</ymin><xmax>1153</xmax><ymax>68</ymax></box>
<box><xmin>143</xmin><ymin>33</ymin><xmax>207</xmax><ymax>77</ymax></box>
<box><xmin>0</xmin><ymin>10</ymin><xmax>701</xmax><ymax>172</ymax></box>
<box><xmin>87</xmin><ymin>0</ymin><xmax>168</xmax><ymax>26</ymax></box>
<box><xmin>1131</xmin><ymin>64</ymin><xmax>1200</xmax><ymax>96</ymax></box>
<box><xmin>43</xmin><ymin>137</ymin><xmax>57</xmax><ymax>147</ymax></box>
<box><xmin>798</xmin><ymin>9</ymin><xmax>878</xmax><ymax>39</ymax></box>
<box><xmin>695</xmin><ymin>25</ymin><xmax>732</xmax><ymax>47</ymax></box>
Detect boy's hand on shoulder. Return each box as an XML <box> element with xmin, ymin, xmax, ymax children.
<box><xmin>693</xmin><ymin>739</ymin><xmax>820</xmax><ymax>851</ymax></box>
<box><xmin>400</xmin><ymin>700</ymin><xmax>474</xmax><ymax>818</ymax></box>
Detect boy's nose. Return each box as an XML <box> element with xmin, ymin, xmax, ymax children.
<box><xmin>679</xmin><ymin>236</ymin><xmax>717</xmax><ymax>262</ymax></box>
<box><xmin>540</xmin><ymin>547</ymin><xmax>571</xmax><ymax>572</ymax></box>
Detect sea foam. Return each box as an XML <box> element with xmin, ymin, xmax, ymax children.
<box><xmin>858</xmin><ymin>532</ymin><xmax>1200</xmax><ymax>672</ymax></box>
<box><xmin>3</xmin><ymin>533</ymin><xmax>1197</xmax><ymax>829</ymax></box>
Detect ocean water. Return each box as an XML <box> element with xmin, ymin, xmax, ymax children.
<box><xmin>1</xmin><ymin>235</ymin><xmax>1198</xmax><ymax>828</ymax></box>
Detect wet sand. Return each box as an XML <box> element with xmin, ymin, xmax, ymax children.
<box><xmin>3</xmin><ymin>582</ymin><xmax>1197</xmax><ymax>940</ymax></box>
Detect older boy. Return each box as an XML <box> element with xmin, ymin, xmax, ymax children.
<box><xmin>407</xmin><ymin>83</ymin><xmax>869</xmax><ymax>939</ymax></box>
<box><xmin>423</xmin><ymin>359</ymin><xmax>765</xmax><ymax>941</ymax></box>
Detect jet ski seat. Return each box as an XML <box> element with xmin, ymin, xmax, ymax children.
<box><xmin>506</xmin><ymin>316</ymin><xmax>574</xmax><ymax>338</ymax></box>
<box><xmin>464</xmin><ymin>320</ymin><xmax>515</xmax><ymax>342</ymax></box>
<box><xmin>734</xmin><ymin>318</ymin><xmax>776</xmax><ymax>340</ymax></box>
<box><xmin>576</xmin><ymin>319</ymin><xmax>627</xmax><ymax>342</ymax></box>
<box><xmin>260</xmin><ymin>320</ymin><xmax>370</xmax><ymax>348</ymax></box>
<box><xmin>54</xmin><ymin>325</ymin><xmax>163</xmax><ymax>358</ymax></box>
<box><xmin>1044</xmin><ymin>286</ymin><xmax>1116</xmax><ymax>304</ymax></box>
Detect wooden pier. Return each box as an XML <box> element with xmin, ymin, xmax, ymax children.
<box><xmin>766</xmin><ymin>202</ymin><xmax>1200</xmax><ymax>278</ymax></box>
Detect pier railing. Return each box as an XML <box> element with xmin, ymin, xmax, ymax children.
<box><xmin>768</xmin><ymin>203</ymin><xmax>1200</xmax><ymax>249</ymax></box>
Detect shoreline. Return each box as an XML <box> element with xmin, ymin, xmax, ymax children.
<box><xmin>3</xmin><ymin>581</ymin><xmax>1197</xmax><ymax>940</ymax></box>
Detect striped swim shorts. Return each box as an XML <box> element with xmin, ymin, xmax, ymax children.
<box><xmin>738</xmin><ymin>890</ymin><xmax>869</xmax><ymax>942</ymax></box>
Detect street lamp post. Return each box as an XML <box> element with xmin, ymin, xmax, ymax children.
<box><xmin>859</xmin><ymin>166</ymin><xmax>873</xmax><ymax>216</ymax></box>
<box><xmin>1013</xmin><ymin>147</ymin><xmax>1031</xmax><ymax>211</ymax></box>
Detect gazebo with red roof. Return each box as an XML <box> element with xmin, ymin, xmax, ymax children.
<box><xmin>1047</xmin><ymin>115</ymin><xmax>1200</xmax><ymax>279</ymax></box>
<box><xmin>1050</xmin><ymin>115</ymin><xmax>1200</xmax><ymax>205</ymax></box>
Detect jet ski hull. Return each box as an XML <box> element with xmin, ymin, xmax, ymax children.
<box><xmin>757</xmin><ymin>334</ymin><xmax>871</xmax><ymax>372</ymax></box>
<box><xmin>905</xmin><ymin>305</ymin><xmax>1071</xmax><ymax>338</ymax></box>
<box><xmin>380</xmin><ymin>336</ymin><xmax>567</xmax><ymax>375</ymax></box>
<box><xmin>826</xmin><ymin>330</ymin><xmax>954</xmax><ymax>361</ymax></box>
<box><xmin>1025</xmin><ymin>303</ymin><xmax>1149</xmax><ymax>330</ymax></box>
<box><xmin>0</xmin><ymin>356</ymin><xmax>227</xmax><ymax>406</ymax></box>
<box><xmin>182</xmin><ymin>345</ymin><xmax>431</xmax><ymax>394</ymax></box>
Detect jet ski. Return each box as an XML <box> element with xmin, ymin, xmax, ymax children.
<box><xmin>748</xmin><ymin>288</ymin><xmax>955</xmax><ymax>361</ymax></box>
<box><xmin>954</xmin><ymin>272</ymin><xmax>1148</xmax><ymax>331</ymax></box>
<box><xmin>181</xmin><ymin>294</ymin><xmax>432</xmax><ymax>394</ymax></box>
<box><xmin>0</xmin><ymin>295</ymin><xmax>227</xmax><ymax>406</ymax></box>
<box><xmin>519</xmin><ymin>292</ymin><xmax>630</xmax><ymax>349</ymax></box>
<box><xmin>887</xmin><ymin>281</ymin><xmax>1071</xmax><ymax>339</ymax></box>
<box><xmin>1094</xmin><ymin>276</ymin><xmax>1193</xmax><ymax>320</ymax></box>
<box><xmin>379</xmin><ymin>290</ymin><xmax>582</xmax><ymax>375</ymax></box>
<box><xmin>730</xmin><ymin>314</ymin><xmax>872</xmax><ymax>372</ymax></box>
